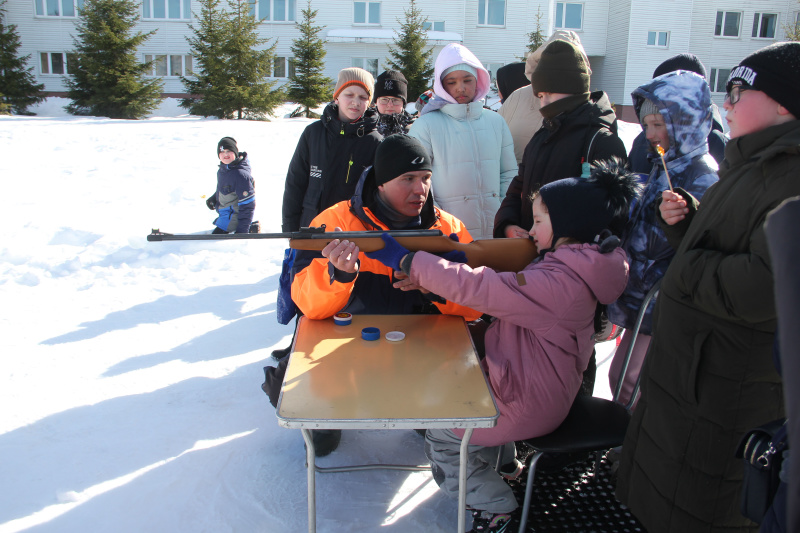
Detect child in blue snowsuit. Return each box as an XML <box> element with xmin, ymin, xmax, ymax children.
<box><xmin>207</xmin><ymin>137</ymin><xmax>255</xmax><ymax>234</ymax></box>
<box><xmin>606</xmin><ymin>71</ymin><xmax>719</xmax><ymax>405</ymax></box>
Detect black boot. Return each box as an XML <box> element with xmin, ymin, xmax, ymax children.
<box><xmin>310</xmin><ymin>430</ymin><xmax>341</xmax><ymax>457</ymax></box>
<box><xmin>271</xmin><ymin>345</ymin><xmax>291</xmax><ymax>361</ymax></box>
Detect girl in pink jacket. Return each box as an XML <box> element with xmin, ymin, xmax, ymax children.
<box><xmin>366</xmin><ymin>160</ymin><xmax>639</xmax><ymax>532</ymax></box>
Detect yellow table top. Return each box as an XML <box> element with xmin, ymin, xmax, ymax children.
<box><xmin>276</xmin><ymin>314</ymin><xmax>498</xmax><ymax>429</ymax></box>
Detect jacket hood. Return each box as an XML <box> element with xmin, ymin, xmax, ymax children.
<box><xmin>432</xmin><ymin>43</ymin><xmax>491</xmax><ymax>105</ymax></box>
<box><xmin>322</xmin><ymin>103</ymin><xmax>380</xmax><ymax>136</ymax></box>
<box><xmin>632</xmin><ymin>71</ymin><xmax>712</xmax><ymax>162</ymax></box>
<box><xmin>496</xmin><ymin>62</ymin><xmax>528</xmax><ymax>103</ymax></box>
<box><xmin>350</xmin><ymin>166</ymin><xmax>438</xmax><ymax>230</ymax></box>
<box><xmin>545</xmin><ymin>244</ymin><xmax>629</xmax><ymax>305</ymax></box>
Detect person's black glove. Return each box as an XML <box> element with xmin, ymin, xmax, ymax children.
<box><xmin>206</xmin><ymin>195</ymin><xmax>217</xmax><ymax>210</ymax></box>
<box><xmin>597</xmin><ymin>230</ymin><xmax>621</xmax><ymax>253</ymax></box>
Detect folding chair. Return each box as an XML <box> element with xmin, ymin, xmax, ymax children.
<box><xmin>514</xmin><ymin>280</ymin><xmax>661</xmax><ymax>533</ymax></box>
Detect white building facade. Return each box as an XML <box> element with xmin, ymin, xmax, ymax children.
<box><xmin>8</xmin><ymin>0</ymin><xmax>800</xmax><ymax>119</ymax></box>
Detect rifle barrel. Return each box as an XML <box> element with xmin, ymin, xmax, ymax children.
<box><xmin>146</xmin><ymin>229</ymin><xmax>443</xmax><ymax>242</ymax></box>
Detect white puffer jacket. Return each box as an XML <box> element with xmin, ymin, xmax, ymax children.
<box><xmin>409</xmin><ymin>43</ymin><xmax>517</xmax><ymax>240</ymax></box>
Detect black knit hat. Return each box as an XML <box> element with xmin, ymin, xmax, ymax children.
<box><xmin>531</xmin><ymin>40</ymin><xmax>590</xmax><ymax>95</ymax></box>
<box><xmin>653</xmin><ymin>53</ymin><xmax>706</xmax><ymax>79</ymax></box>
<box><xmin>373</xmin><ymin>134</ymin><xmax>432</xmax><ymax>187</ymax></box>
<box><xmin>217</xmin><ymin>137</ymin><xmax>238</xmax><ymax>158</ymax></box>
<box><xmin>726</xmin><ymin>42</ymin><xmax>800</xmax><ymax>120</ymax></box>
<box><xmin>538</xmin><ymin>158</ymin><xmax>641</xmax><ymax>246</ymax></box>
<box><xmin>374</xmin><ymin>70</ymin><xmax>408</xmax><ymax>104</ymax></box>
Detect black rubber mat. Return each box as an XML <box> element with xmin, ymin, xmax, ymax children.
<box><xmin>508</xmin><ymin>446</ymin><xmax>646</xmax><ymax>533</ymax></box>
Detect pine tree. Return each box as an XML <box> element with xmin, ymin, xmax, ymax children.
<box><xmin>522</xmin><ymin>7</ymin><xmax>546</xmax><ymax>60</ymax></box>
<box><xmin>65</xmin><ymin>0</ymin><xmax>163</xmax><ymax>119</ymax></box>
<box><xmin>287</xmin><ymin>1</ymin><xmax>332</xmax><ymax>118</ymax></box>
<box><xmin>182</xmin><ymin>0</ymin><xmax>283</xmax><ymax>119</ymax></box>
<box><xmin>181</xmin><ymin>0</ymin><xmax>227</xmax><ymax>116</ymax></box>
<box><xmin>0</xmin><ymin>0</ymin><xmax>45</xmax><ymax>114</ymax></box>
<box><xmin>386</xmin><ymin>0</ymin><xmax>434</xmax><ymax>103</ymax></box>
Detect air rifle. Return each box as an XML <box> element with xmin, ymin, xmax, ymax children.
<box><xmin>148</xmin><ymin>226</ymin><xmax>538</xmax><ymax>273</ymax></box>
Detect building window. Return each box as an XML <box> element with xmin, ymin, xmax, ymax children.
<box><xmin>143</xmin><ymin>0</ymin><xmax>191</xmax><ymax>20</ymax></box>
<box><xmin>751</xmin><ymin>13</ymin><xmax>777</xmax><ymax>38</ymax></box>
<box><xmin>145</xmin><ymin>54</ymin><xmax>193</xmax><ymax>77</ymax></box>
<box><xmin>40</xmin><ymin>52</ymin><xmax>78</xmax><ymax>75</ymax></box>
<box><xmin>34</xmin><ymin>0</ymin><xmax>84</xmax><ymax>17</ymax></box>
<box><xmin>709</xmin><ymin>68</ymin><xmax>731</xmax><ymax>93</ymax></box>
<box><xmin>555</xmin><ymin>2</ymin><xmax>583</xmax><ymax>30</ymax></box>
<box><xmin>647</xmin><ymin>31</ymin><xmax>669</xmax><ymax>47</ymax></box>
<box><xmin>714</xmin><ymin>11</ymin><xmax>741</xmax><ymax>37</ymax></box>
<box><xmin>423</xmin><ymin>21</ymin><xmax>446</xmax><ymax>31</ymax></box>
<box><xmin>351</xmin><ymin>57</ymin><xmax>379</xmax><ymax>77</ymax></box>
<box><xmin>354</xmin><ymin>1</ymin><xmax>380</xmax><ymax>24</ymax></box>
<box><xmin>251</xmin><ymin>0</ymin><xmax>296</xmax><ymax>22</ymax></box>
<box><xmin>477</xmin><ymin>0</ymin><xmax>505</xmax><ymax>26</ymax></box>
<box><xmin>271</xmin><ymin>57</ymin><xmax>295</xmax><ymax>78</ymax></box>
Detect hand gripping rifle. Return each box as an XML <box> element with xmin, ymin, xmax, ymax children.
<box><xmin>148</xmin><ymin>225</ymin><xmax>538</xmax><ymax>273</ymax></box>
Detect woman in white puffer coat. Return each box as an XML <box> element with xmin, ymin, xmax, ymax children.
<box><xmin>409</xmin><ymin>43</ymin><xmax>517</xmax><ymax>240</ymax></box>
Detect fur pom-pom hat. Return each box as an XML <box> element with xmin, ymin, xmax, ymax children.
<box><xmin>538</xmin><ymin>158</ymin><xmax>642</xmax><ymax>247</ymax></box>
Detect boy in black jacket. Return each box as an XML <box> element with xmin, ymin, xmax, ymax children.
<box><xmin>206</xmin><ymin>137</ymin><xmax>255</xmax><ymax>234</ymax></box>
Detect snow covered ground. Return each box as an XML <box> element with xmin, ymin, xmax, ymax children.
<box><xmin>0</xmin><ymin>98</ymin><xmax>641</xmax><ymax>533</ymax></box>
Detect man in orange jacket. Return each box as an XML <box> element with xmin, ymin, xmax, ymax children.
<box><xmin>291</xmin><ymin>134</ymin><xmax>481</xmax><ymax>322</ymax></box>
<box><xmin>266</xmin><ymin>134</ymin><xmax>481</xmax><ymax>457</ymax></box>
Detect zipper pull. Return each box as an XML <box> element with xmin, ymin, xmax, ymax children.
<box><xmin>346</xmin><ymin>155</ymin><xmax>354</xmax><ymax>183</ymax></box>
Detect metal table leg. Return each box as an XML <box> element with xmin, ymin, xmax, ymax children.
<box><xmin>458</xmin><ymin>428</ymin><xmax>474</xmax><ymax>533</ymax></box>
<box><xmin>301</xmin><ymin>429</ymin><xmax>316</xmax><ymax>533</ymax></box>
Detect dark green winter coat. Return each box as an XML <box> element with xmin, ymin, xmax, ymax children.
<box><xmin>616</xmin><ymin>119</ymin><xmax>800</xmax><ymax>532</ymax></box>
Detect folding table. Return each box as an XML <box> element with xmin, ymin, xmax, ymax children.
<box><xmin>276</xmin><ymin>314</ymin><xmax>499</xmax><ymax>533</ymax></box>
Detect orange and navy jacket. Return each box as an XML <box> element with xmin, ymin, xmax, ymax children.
<box><xmin>291</xmin><ymin>168</ymin><xmax>481</xmax><ymax>321</ymax></box>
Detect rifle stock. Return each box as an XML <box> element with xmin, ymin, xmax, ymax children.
<box><xmin>148</xmin><ymin>226</ymin><xmax>538</xmax><ymax>273</ymax></box>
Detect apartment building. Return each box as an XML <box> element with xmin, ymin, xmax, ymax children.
<box><xmin>8</xmin><ymin>0</ymin><xmax>800</xmax><ymax>119</ymax></box>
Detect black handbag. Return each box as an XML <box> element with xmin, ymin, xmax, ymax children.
<box><xmin>735</xmin><ymin>418</ymin><xmax>788</xmax><ymax>524</ymax></box>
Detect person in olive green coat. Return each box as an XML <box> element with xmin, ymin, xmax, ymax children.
<box><xmin>616</xmin><ymin>42</ymin><xmax>800</xmax><ymax>532</ymax></box>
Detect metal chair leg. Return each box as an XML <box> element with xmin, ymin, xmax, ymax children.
<box><xmin>517</xmin><ymin>450</ymin><xmax>544</xmax><ymax>533</ymax></box>
<box><xmin>495</xmin><ymin>442</ymin><xmax>507</xmax><ymax>472</ymax></box>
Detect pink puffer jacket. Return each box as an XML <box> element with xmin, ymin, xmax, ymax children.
<box><xmin>409</xmin><ymin>243</ymin><xmax>629</xmax><ymax>446</ymax></box>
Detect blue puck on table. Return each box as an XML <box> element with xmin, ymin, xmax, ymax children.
<box><xmin>361</xmin><ymin>327</ymin><xmax>380</xmax><ymax>341</ymax></box>
<box><xmin>333</xmin><ymin>312</ymin><xmax>352</xmax><ymax>326</ymax></box>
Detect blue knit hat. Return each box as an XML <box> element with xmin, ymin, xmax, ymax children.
<box><xmin>441</xmin><ymin>63</ymin><xmax>478</xmax><ymax>81</ymax></box>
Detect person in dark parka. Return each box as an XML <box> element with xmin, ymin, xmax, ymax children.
<box><xmin>616</xmin><ymin>42</ymin><xmax>800</xmax><ymax>533</ymax></box>
<box><xmin>282</xmin><ymin>68</ymin><xmax>383</xmax><ymax>232</ymax></box>
<box><xmin>494</xmin><ymin>39</ymin><xmax>627</xmax><ymax>239</ymax></box>
<box><xmin>765</xmin><ymin>197</ymin><xmax>800</xmax><ymax>533</ymax></box>
<box><xmin>271</xmin><ymin>67</ymin><xmax>382</xmax><ymax>356</ymax></box>
<box><xmin>627</xmin><ymin>54</ymin><xmax>728</xmax><ymax>174</ymax></box>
